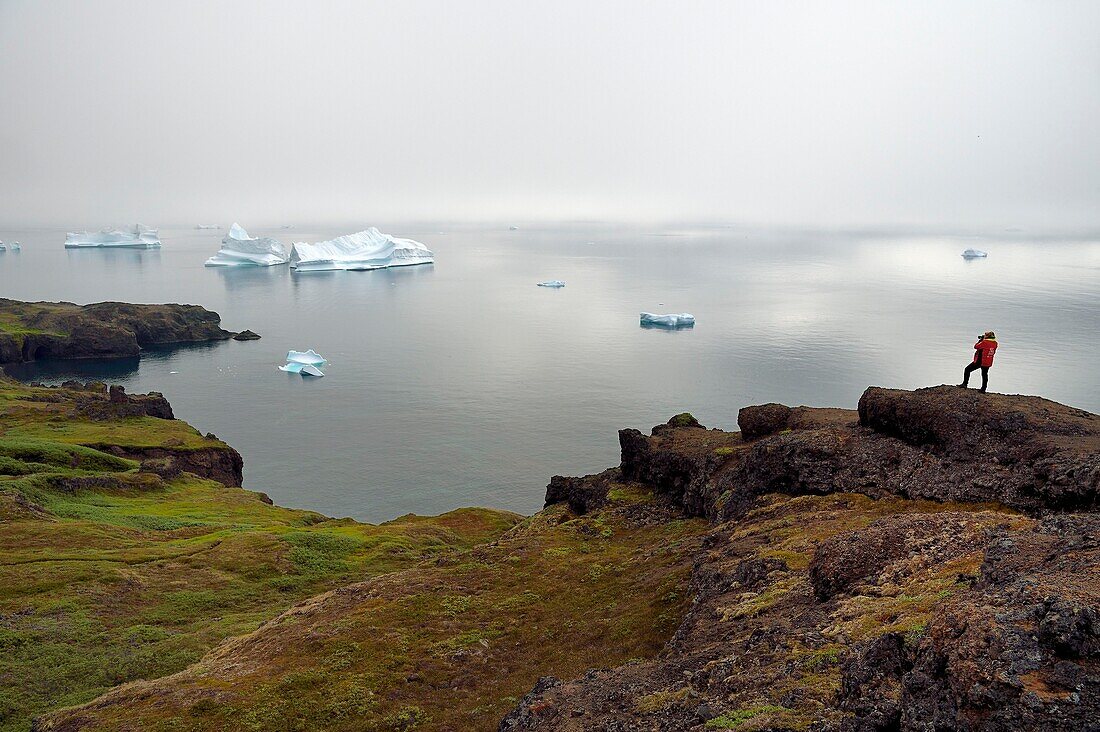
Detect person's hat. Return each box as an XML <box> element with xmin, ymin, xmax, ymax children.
<box><xmin>984</xmin><ymin>331</ymin><xmax>996</xmax><ymax>339</ymax></box>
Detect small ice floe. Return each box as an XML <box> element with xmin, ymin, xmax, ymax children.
<box><xmin>0</xmin><ymin>242</ymin><xmax>5</xmax><ymax>252</ymax></box>
<box><xmin>509</xmin><ymin>225</ymin><xmax>519</xmax><ymax>231</ymax></box>
<box><xmin>286</xmin><ymin>349</ymin><xmax>326</xmax><ymax>365</ymax></box>
<box><xmin>65</xmin><ymin>224</ymin><xmax>161</xmax><ymax>249</ymax></box>
<box><xmin>169</xmin><ymin>371</ymin><xmax>179</xmax><ymax>374</ymax></box>
<box><xmin>537</xmin><ymin>280</ymin><xmax>566</xmax><ymax>288</ymax></box>
<box><xmin>280</xmin><ymin>349</ymin><xmax>326</xmax><ymax>376</ymax></box>
<box><xmin>640</xmin><ymin>312</ymin><xmax>695</xmax><ymax>329</ymax></box>
<box><xmin>9</xmin><ymin>242</ymin><xmax>20</xmax><ymax>251</ymax></box>
<box><xmin>279</xmin><ymin>362</ymin><xmax>325</xmax><ymax>377</ymax></box>
<box><xmin>196</xmin><ymin>224</ymin><xmax>221</xmax><ymax>230</ymax></box>
<box><xmin>961</xmin><ymin>248</ymin><xmax>988</xmax><ymax>258</ymax></box>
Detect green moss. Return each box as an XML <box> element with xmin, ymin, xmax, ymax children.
<box><xmin>713</xmin><ymin>446</ymin><xmax>735</xmax><ymax>456</ymax></box>
<box><xmin>705</xmin><ymin>705</ymin><xmax>793</xmax><ymax>729</ymax></box>
<box><xmin>668</xmin><ymin>413</ymin><xmax>697</xmax><ymax>427</ymax></box>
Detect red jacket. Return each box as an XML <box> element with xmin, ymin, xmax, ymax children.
<box><xmin>973</xmin><ymin>338</ymin><xmax>998</xmax><ymax>367</ymax></box>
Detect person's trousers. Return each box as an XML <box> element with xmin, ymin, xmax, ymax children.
<box><xmin>963</xmin><ymin>362</ymin><xmax>989</xmax><ymax>391</ymax></box>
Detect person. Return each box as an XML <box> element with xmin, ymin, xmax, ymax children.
<box><xmin>959</xmin><ymin>331</ymin><xmax>998</xmax><ymax>392</ymax></box>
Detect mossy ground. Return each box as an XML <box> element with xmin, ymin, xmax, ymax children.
<box><xmin>0</xmin><ymin>380</ymin><xmax>520</xmax><ymax>731</ymax></box>
<box><xmin>39</xmin><ymin>492</ymin><xmax>707</xmax><ymax>731</ymax></box>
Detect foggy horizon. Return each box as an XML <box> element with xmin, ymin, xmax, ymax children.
<box><xmin>2</xmin><ymin>0</ymin><xmax>1098</xmax><ymax>231</ymax></box>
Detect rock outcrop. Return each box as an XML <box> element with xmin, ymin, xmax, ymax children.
<box><xmin>617</xmin><ymin>386</ymin><xmax>1098</xmax><ymax>520</ymax></box>
<box><xmin>0</xmin><ymin>298</ymin><xmax>243</xmax><ymax>364</ymax></box>
<box><xmin>517</xmin><ymin>387</ymin><xmax>1100</xmax><ymax>731</ymax></box>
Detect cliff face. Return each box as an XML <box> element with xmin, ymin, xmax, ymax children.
<box><xmin>0</xmin><ymin>298</ymin><xmax>241</xmax><ymax>364</ymax></box>
<box><xmin>22</xmin><ymin>385</ymin><xmax>1100</xmax><ymax>732</ymax></box>
<box><xmin>509</xmin><ymin>387</ymin><xmax>1099</xmax><ymax>731</ymax></box>
<box><xmin>616</xmin><ymin>386</ymin><xmax>1099</xmax><ymax>519</ymax></box>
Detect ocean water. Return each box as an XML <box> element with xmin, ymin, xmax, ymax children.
<box><xmin>0</xmin><ymin>223</ymin><xmax>1097</xmax><ymax>521</ymax></box>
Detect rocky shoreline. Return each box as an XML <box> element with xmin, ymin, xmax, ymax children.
<box><xmin>0</xmin><ymin>298</ymin><xmax>249</xmax><ymax>365</ymax></box>
<box><xmin>11</xmin><ymin>383</ymin><xmax>1099</xmax><ymax>731</ymax></box>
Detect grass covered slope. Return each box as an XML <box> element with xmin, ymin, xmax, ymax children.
<box><xmin>0</xmin><ymin>379</ymin><xmax>520</xmax><ymax>731</ymax></box>
<box><xmin>37</xmin><ymin>483</ymin><xmax>707</xmax><ymax>732</ymax></box>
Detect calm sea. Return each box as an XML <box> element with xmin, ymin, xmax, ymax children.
<box><xmin>1</xmin><ymin>223</ymin><xmax>1097</xmax><ymax>521</ymax></box>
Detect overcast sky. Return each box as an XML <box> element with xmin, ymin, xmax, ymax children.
<box><xmin>1</xmin><ymin>0</ymin><xmax>1098</xmax><ymax>229</ymax></box>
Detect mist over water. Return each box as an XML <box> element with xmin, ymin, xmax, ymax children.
<box><xmin>1</xmin><ymin>223</ymin><xmax>1097</xmax><ymax>521</ymax></box>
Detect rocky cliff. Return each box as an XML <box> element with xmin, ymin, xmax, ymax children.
<box><xmin>0</xmin><ymin>298</ymin><xmax>244</xmax><ymax>364</ymax></box>
<box><xmin>506</xmin><ymin>386</ymin><xmax>1099</xmax><ymax>731</ymax></box>
<box><xmin>21</xmin><ymin>385</ymin><xmax>1100</xmax><ymax>732</ymax></box>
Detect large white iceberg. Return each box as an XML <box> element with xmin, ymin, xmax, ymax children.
<box><xmin>205</xmin><ymin>223</ymin><xmax>289</xmax><ymax>267</ymax></box>
<box><xmin>65</xmin><ymin>224</ymin><xmax>161</xmax><ymax>249</ymax></box>
<box><xmin>961</xmin><ymin>248</ymin><xmax>988</xmax><ymax>258</ymax></box>
<box><xmin>290</xmin><ymin>228</ymin><xmax>434</xmax><ymax>271</ymax></box>
<box><xmin>640</xmin><ymin>312</ymin><xmax>695</xmax><ymax>328</ymax></box>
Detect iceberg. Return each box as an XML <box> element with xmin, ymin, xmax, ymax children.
<box><xmin>278</xmin><ymin>362</ymin><xmax>325</xmax><ymax>377</ymax></box>
<box><xmin>640</xmin><ymin>312</ymin><xmax>695</xmax><ymax>328</ymax></box>
<box><xmin>196</xmin><ymin>224</ymin><xmax>221</xmax><ymax>230</ymax></box>
<box><xmin>286</xmin><ymin>349</ymin><xmax>326</xmax><ymax>366</ymax></box>
<box><xmin>9</xmin><ymin>243</ymin><xmax>20</xmax><ymax>251</ymax></box>
<box><xmin>290</xmin><ymin>228</ymin><xmax>434</xmax><ymax>271</ymax></box>
<box><xmin>537</xmin><ymin>280</ymin><xmax>566</xmax><ymax>288</ymax></box>
<box><xmin>204</xmin><ymin>223</ymin><xmax>289</xmax><ymax>267</ymax></box>
<box><xmin>65</xmin><ymin>224</ymin><xmax>161</xmax><ymax>249</ymax></box>
<box><xmin>961</xmin><ymin>248</ymin><xmax>988</xmax><ymax>258</ymax></box>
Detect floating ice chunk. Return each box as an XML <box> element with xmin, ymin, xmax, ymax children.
<box><xmin>65</xmin><ymin>224</ymin><xmax>161</xmax><ymax>249</ymax></box>
<box><xmin>640</xmin><ymin>312</ymin><xmax>695</xmax><ymax>328</ymax></box>
<box><xmin>290</xmin><ymin>228</ymin><xmax>434</xmax><ymax>271</ymax></box>
<box><xmin>537</xmin><ymin>280</ymin><xmax>566</xmax><ymax>288</ymax></box>
<box><xmin>205</xmin><ymin>223</ymin><xmax>289</xmax><ymax>267</ymax></box>
<box><xmin>196</xmin><ymin>224</ymin><xmax>221</xmax><ymax>230</ymax></box>
<box><xmin>286</xmin><ymin>349</ymin><xmax>326</xmax><ymax>366</ymax></box>
<box><xmin>509</xmin><ymin>225</ymin><xmax>519</xmax><ymax>231</ymax></box>
<box><xmin>9</xmin><ymin>243</ymin><xmax>20</xmax><ymax>251</ymax></box>
<box><xmin>961</xmin><ymin>248</ymin><xmax>988</xmax><ymax>258</ymax></box>
<box><xmin>279</xmin><ymin>362</ymin><xmax>324</xmax><ymax>377</ymax></box>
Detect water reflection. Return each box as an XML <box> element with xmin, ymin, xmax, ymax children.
<box><xmin>6</xmin><ymin>356</ymin><xmax>141</xmax><ymax>381</ymax></box>
<box><xmin>1</xmin><ymin>223</ymin><xmax>1097</xmax><ymax>523</ymax></box>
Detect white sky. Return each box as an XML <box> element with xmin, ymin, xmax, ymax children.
<box><xmin>1</xmin><ymin>0</ymin><xmax>1098</xmax><ymax>229</ymax></box>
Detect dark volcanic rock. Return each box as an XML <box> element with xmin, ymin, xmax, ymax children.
<box><xmin>809</xmin><ymin>512</ymin><xmax>995</xmax><ymax>600</ymax></box>
<box><xmin>839</xmin><ymin>514</ymin><xmax>1100</xmax><ymax>732</ymax></box>
<box><xmin>509</xmin><ymin>387</ymin><xmax>1100</xmax><ymax>732</ymax></box>
<box><xmin>74</xmin><ymin>384</ymin><xmax>174</xmax><ymax>421</ymax></box>
<box><xmin>232</xmin><ymin>329</ymin><xmax>261</xmax><ymax>341</ymax></box>
<box><xmin>0</xmin><ymin>298</ymin><xmax>241</xmax><ymax>364</ymax></box>
<box><xmin>101</xmin><ymin>444</ymin><xmax>244</xmax><ymax>487</ymax></box>
<box><xmin>737</xmin><ymin>402</ymin><xmax>793</xmax><ymax>440</ymax></box>
<box><xmin>616</xmin><ymin>386</ymin><xmax>1099</xmax><ymax>519</ymax></box>
<box><xmin>545</xmin><ymin>471</ymin><xmax>614</xmax><ymax>514</ymax></box>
